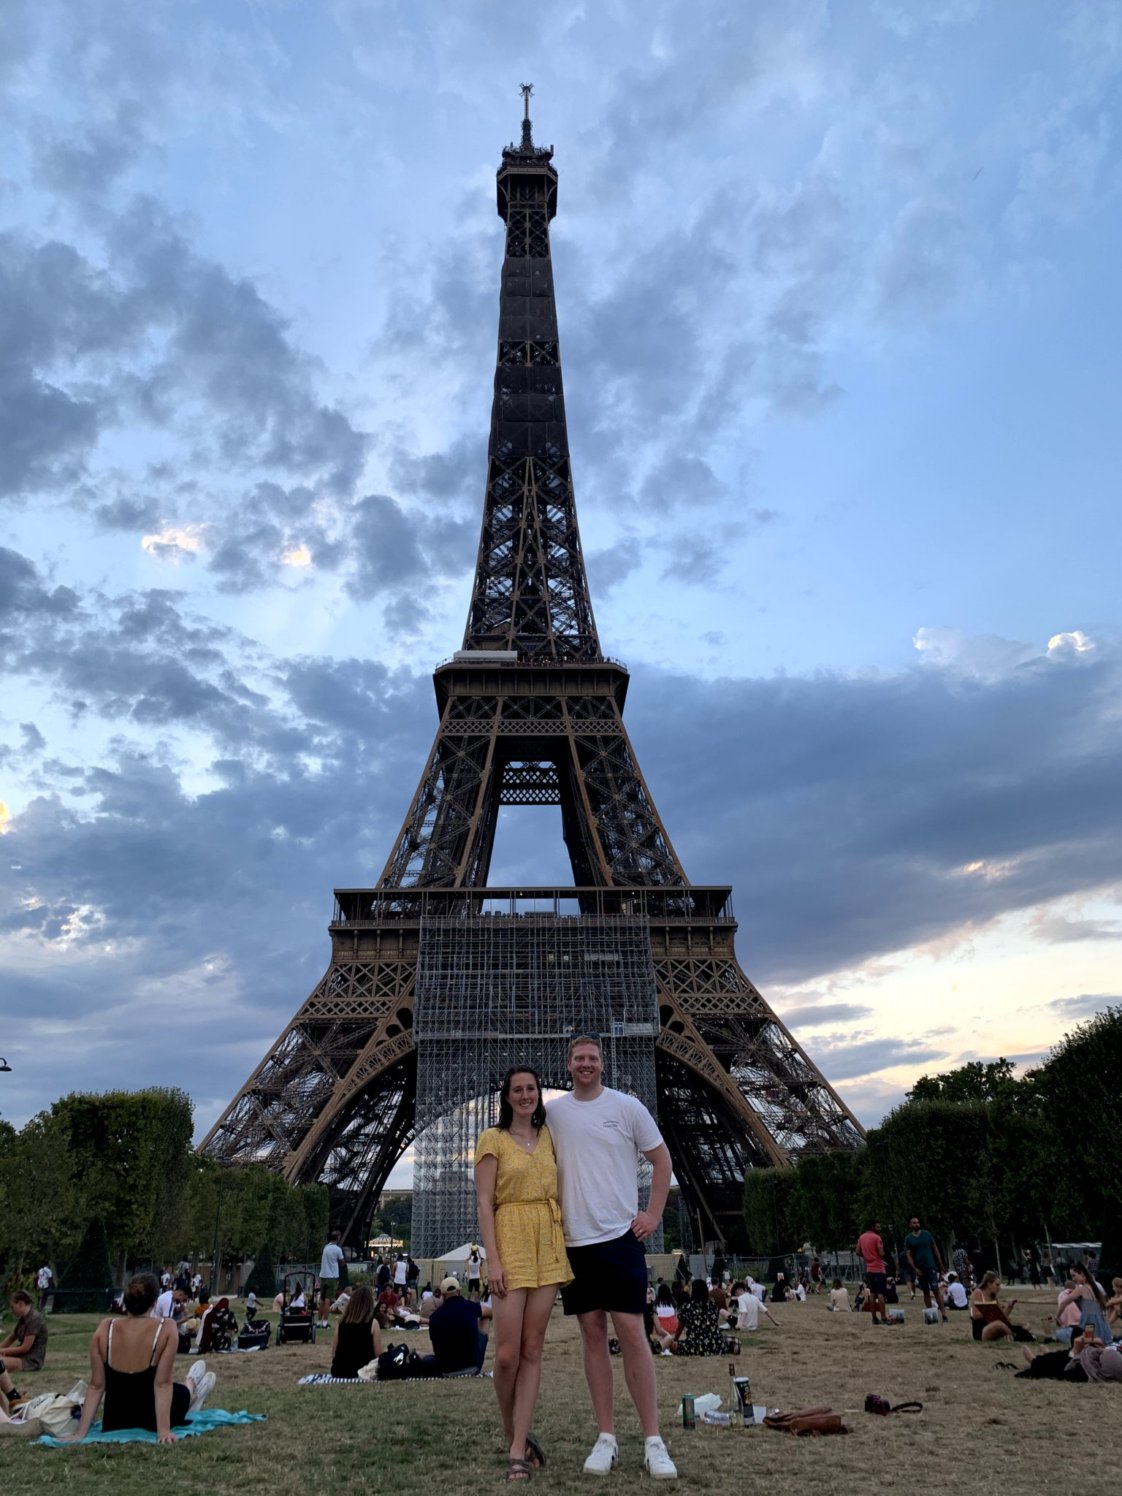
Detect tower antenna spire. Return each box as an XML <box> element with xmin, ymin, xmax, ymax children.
<box><xmin>519</xmin><ymin>81</ymin><xmax>534</xmax><ymax>149</ymax></box>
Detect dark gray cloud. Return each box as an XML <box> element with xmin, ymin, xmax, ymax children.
<box><xmin>778</xmin><ymin>1001</ymin><xmax>874</xmax><ymax>1029</ymax></box>
<box><xmin>621</xmin><ymin>642</ymin><xmax>1122</xmax><ymax>985</ymax></box>
<box><xmin>810</xmin><ymin>1035</ymin><xmax>948</xmax><ymax>1082</ymax></box>
<box><xmin>1047</xmin><ymin>993</ymin><xmax>1121</xmax><ymax>1021</ymax></box>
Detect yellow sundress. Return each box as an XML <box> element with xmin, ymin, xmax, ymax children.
<box><xmin>474</xmin><ymin>1125</ymin><xmax>572</xmax><ymax>1291</ymax></box>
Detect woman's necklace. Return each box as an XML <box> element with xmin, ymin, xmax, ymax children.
<box><xmin>509</xmin><ymin>1127</ymin><xmax>537</xmax><ymax>1152</ymax></box>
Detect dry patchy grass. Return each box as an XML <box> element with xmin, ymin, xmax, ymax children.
<box><xmin>5</xmin><ymin>1290</ymin><xmax>1120</xmax><ymax>1495</ymax></box>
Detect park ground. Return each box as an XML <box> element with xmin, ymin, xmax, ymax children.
<box><xmin>4</xmin><ymin>1287</ymin><xmax>1120</xmax><ymax>1495</ymax></box>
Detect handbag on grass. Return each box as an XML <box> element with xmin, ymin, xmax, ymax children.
<box><xmin>764</xmin><ymin>1406</ymin><xmax>847</xmax><ymax>1435</ymax></box>
<box><xmin>864</xmin><ymin>1394</ymin><xmax>923</xmax><ymax>1415</ymax></box>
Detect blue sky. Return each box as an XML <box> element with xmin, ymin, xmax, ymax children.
<box><xmin>2</xmin><ymin>1</ymin><xmax>1120</xmax><ymax>1183</ymax></box>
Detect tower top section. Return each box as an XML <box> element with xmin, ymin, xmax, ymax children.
<box><xmin>463</xmin><ymin>88</ymin><xmax>599</xmax><ymax>662</ymax></box>
<box><xmin>499</xmin><ymin>82</ymin><xmax>556</xmax><ymax>218</ymax></box>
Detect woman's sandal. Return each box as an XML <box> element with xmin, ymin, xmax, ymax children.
<box><xmin>525</xmin><ymin>1433</ymin><xmax>546</xmax><ymax>1469</ymax></box>
<box><xmin>505</xmin><ymin>1457</ymin><xmax>534</xmax><ymax>1482</ymax></box>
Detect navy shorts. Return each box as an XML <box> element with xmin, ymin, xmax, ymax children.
<box><xmin>916</xmin><ymin>1266</ymin><xmax>939</xmax><ymax>1292</ymax></box>
<box><xmin>561</xmin><ymin>1229</ymin><xmax>648</xmax><ymax>1316</ymax></box>
<box><xmin>865</xmin><ymin>1271</ymin><xmax>887</xmax><ymax>1296</ymax></box>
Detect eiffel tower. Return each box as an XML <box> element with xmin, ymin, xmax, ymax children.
<box><xmin>202</xmin><ymin>89</ymin><xmax>864</xmax><ymax>1252</ymax></box>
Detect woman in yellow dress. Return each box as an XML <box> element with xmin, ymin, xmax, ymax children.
<box><xmin>475</xmin><ymin>1067</ymin><xmax>571</xmax><ymax>1482</ymax></box>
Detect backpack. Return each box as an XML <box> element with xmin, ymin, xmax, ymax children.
<box><xmin>376</xmin><ymin>1343</ymin><xmax>441</xmax><ymax>1381</ymax></box>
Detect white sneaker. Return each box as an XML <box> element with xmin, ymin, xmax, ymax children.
<box><xmin>644</xmin><ymin>1437</ymin><xmax>677</xmax><ymax>1480</ymax></box>
<box><xmin>186</xmin><ymin>1359</ymin><xmax>207</xmax><ymax>1391</ymax></box>
<box><xmin>189</xmin><ymin>1370</ymin><xmax>217</xmax><ymax>1412</ymax></box>
<box><xmin>583</xmin><ymin>1433</ymin><xmax>618</xmax><ymax>1475</ymax></box>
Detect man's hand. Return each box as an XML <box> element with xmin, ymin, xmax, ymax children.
<box><xmin>631</xmin><ymin>1210</ymin><xmax>659</xmax><ymax>1241</ymax></box>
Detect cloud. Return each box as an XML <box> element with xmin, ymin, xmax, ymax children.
<box><xmin>779</xmin><ymin>1001</ymin><xmax>874</xmax><ymax>1029</ymax></box>
<box><xmin>623</xmin><ymin>631</ymin><xmax>1122</xmax><ymax>984</ymax></box>
<box><xmin>1048</xmin><ymin>993</ymin><xmax>1121</xmax><ymax>1021</ymax></box>
<box><xmin>811</xmin><ymin>1035</ymin><xmax>948</xmax><ymax>1082</ymax></box>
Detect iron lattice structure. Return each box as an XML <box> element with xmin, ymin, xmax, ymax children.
<box><xmin>411</xmin><ymin>910</ymin><xmax>659</xmax><ymax>1255</ymax></box>
<box><xmin>202</xmin><ymin>91</ymin><xmax>864</xmax><ymax>1250</ymax></box>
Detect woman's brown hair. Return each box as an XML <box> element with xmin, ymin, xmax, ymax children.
<box><xmin>341</xmin><ymin>1285</ymin><xmax>375</xmax><ymax>1325</ymax></box>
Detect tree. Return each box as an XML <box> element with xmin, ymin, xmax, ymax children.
<box><xmin>743</xmin><ymin>1168</ymin><xmax>798</xmax><ymax>1257</ymax></box>
<box><xmin>863</xmin><ymin>1100</ymin><xmax>995</xmax><ymax>1256</ymax></box>
<box><xmin>50</xmin><ymin>1089</ymin><xmax>194</xmax><ymax>1284</ymax></box>
<box><xmin>244</xmin><ymin>1242</ymin><xmax>277</xmax><ymax>1299</ymax></box>
<box><xmin>1036</xmin><ymin>1006</ymin><xmax>1122</xmax><ymax>1271</ymax></box>
<box><xmin>908</xmin><ymin>1059</ymin><xmax>1018</xmax><ymax>1106</ymax></box>
<box><xmin>788</xmin><ymin>1149</ymin><xmax>866</xmax><ymax>1253</ymax></box>
<box><xmin>0</xmin><ymin>1110</ymin><xmax>84</xmax><ymax>1272</ymax></box>
<box><xmin>65</xmin><ymin>1215</ymin><xmax>113</xmax><ymax>1311</ymax></box>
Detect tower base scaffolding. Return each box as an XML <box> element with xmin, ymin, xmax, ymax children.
<box><xmin>411</xmin><ymin>909</ymin><xmax>661</xmax><ymax>1257</ymax></box>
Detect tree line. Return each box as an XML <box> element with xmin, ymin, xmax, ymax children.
<box><xmin>744</xmin><ymin>1006</ymin><xmax>1122</xmax><ymax>1272</ymax></box>
<box><xmin>0</xmin><ymin>1088</ymin><xmax>328</xmax><ymax>1298</ymax></box>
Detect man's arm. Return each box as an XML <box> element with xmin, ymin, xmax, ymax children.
<box><xmin>632</xmin><ymin>1143</ymin><xmax>672</xmax><ymax>1240</ymax></box>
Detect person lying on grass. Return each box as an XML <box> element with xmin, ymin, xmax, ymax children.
<box><xmin>62</xmin><ymin>1273</ymin><xmax>217</xmax><ymax>1444</ymax></box>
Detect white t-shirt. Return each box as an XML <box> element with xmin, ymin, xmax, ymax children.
<box><xmin>394</xmin><ymin>1259</ymin><xmax>408</xmax><ymax>1286</ymax></box>
<box><xmin>319</xmin><ymin>1242</ymin><xmax>345</xmax><ymax>1280</ymax></box>
<box><xmin>736</xmin><ymin>1292</ymin><xmax>761</xmax><ymax>1330</ymax></box>
<box><xmin>154</xmin><ymin>1289</ymin><xmax>175</xmax><ymax>1320</ymax></box>
<box><xmin>945</xmin><ymin>1280</ymin><xmax>969</xmax><ymax>1309</ymax></box>
<box><xmin>545</xmin><ymin>1087</ymin><xmax>664</xmax><ymax>1247</ymax></box>
<box><xmin>37</xmin><ymin>1267</ymin><xmax>52</xmax><ymax>1289</ymax></box>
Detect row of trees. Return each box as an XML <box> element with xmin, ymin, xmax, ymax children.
<box><xmin>744</xmin><ymin>1007</ymin><xmax>1122</xmax><ymax>1270</ymax></box>
<box><xmin>0</xmin><ymin>1089</ymin><xmax>328</xmax><ymax>1294</ymax></box>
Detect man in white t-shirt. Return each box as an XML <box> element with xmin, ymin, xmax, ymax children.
<box><xmin>546</xmin><ymin>1032</ymin><xmax>677</xmax><ymax>1480</ymax></box>
<box><xmin>317</xmin><ymin>1232</ymin><xmax>345</xmax><ymax>1327</ymax></box>
<box><xmin>732</xmin><ymin>1282</ymin><xmax>778</xmax><ymax>1331</ymax></box>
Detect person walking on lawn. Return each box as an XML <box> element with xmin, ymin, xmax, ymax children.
<box><xmin>546</xmin><ymin>1032</ymin><xmax>677</xmax><ymax>1480</ymax></box>
<box><xmin>905</xmin><ymin>1215</ymin><xmax>949</xmax><ymax>1322</ymax></box>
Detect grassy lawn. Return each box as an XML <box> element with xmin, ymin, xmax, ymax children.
<box><xmin>5</xmin><ymin>1289</ymin><xmax>1120</xmax><ymax>1495</ymax></box>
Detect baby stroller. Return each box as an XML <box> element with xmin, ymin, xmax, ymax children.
<box><xmin>276</xmin><ymin>1275</ymin><xmax>317</xmax><ymax>1345</ymax></box>
<box><xmin>236</xmin><ymin>1293</ymin><xmax>272</xmax><ymax>1350</ymax></box>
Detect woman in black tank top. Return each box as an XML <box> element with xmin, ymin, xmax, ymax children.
<box><xmin>67</xmin><ymin>1273</ymin><xmax>200</xmax><ymax>1442</ymax></box>
<box><xmin>330</xmin><ymin>1285</ymin><xmax>382</xmax><ymax>1378</ymax></box>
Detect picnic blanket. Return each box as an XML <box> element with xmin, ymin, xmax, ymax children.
<box><xmin>38</xmin><ymin>1409</ymin><xmax>265</xmax><ymax>1446</ymax></box>
<box><xmin>299</xmin><ymin>1370</ymin><xmax>490</xmax><ymax>1386</ymax></box>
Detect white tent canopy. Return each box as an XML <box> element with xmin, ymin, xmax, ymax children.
<box><xmin>434</xmin><ymin>1242</ymin><xmax>487</xmax><ymax>1265</ymax></box>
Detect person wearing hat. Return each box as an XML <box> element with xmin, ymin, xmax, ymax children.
<box><xmin>424</xmin><ymin>1277</ymin><xmax>491</xmax><ymax>1378</ymax></box>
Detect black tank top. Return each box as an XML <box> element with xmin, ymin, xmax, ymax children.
<box><xmin>331</xmin><ymin>1320</ymin><xmax>376</xmax><ymax>1378</ymax></box>
<box><xmin>102</xmin><ymin>1321</ymin><xmax>189</xmax><ymax>1432</ymax></box>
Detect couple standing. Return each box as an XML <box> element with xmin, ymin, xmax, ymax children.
<box><xmin>474</xmin><ymin>1032</ymin><xmax>677</xmax><ymax>1482</ymax></box>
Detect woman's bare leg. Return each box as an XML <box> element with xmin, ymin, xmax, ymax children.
<box><xmin>509</xmin><ymin>1286</ymin><xmax>558</xmax><ymax>1463</ymax></box>
<box><xmin>491</xmin><ymin>1288</ymin><xmax>529</xmax><ymax>1446</ymax></box>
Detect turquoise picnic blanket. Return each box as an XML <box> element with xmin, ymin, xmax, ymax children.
<box><xmin>39</xmin><ymin>1408</ymin><xmax>265</xmax><ymax>1446</ymax></box>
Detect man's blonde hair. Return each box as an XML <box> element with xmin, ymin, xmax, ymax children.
<box><xmin>566</xmin><ymin>1032</ymin><xmax>603</xmax><ymax>1059</ymax></box>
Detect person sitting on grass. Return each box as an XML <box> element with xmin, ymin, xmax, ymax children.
<box><xmin>1065</xmin><ymin>1265</ymin><xmax>1113</xmax><ymax>1343</ymax></box>
<box><xmin>1105</xmin><ymin>1278</ymin><xmax>1122</xmax><ymax>1332</ymax></box>
<box><xmin>827</xmin><ymin>1279</ymin><xmax>850</xmax><ymax>1312</ymax></box>
<box><xmin>733</xmin><ymin>1280</ymin><xmax>779</xmax><ymax>1331</ymax></box>
<box><xmin>329</xmin><ymin>1287</ymin><xmax>383</xmax><ymax>1379</ymax></box>
<box><xmin>424</xmin><ymin>1277</ymin><xmax>492</xmax><ymax>1375</ymax></box>
<box><xmin>970</xmin><ymin>1271</ymin><xmax>1030</xmax><ymax>1343</ymax></box>
<box><xmin>0</xmin><ymin>1291</ymin><xmax>48</xmax><ymax>1391</ymax></box>
<box><xmin>944</xmin><ymin>1272</ymin><xmax>969</xmax><ymax>1310</ymax></box>
<box><xmin>654</xmin><ymin>1279</ymin><xmax>726</xmax><ymax>1356</ymax></box>
<box><xmin>63</xmin><ymin>1273</ymin><xmax>216</xmax><ymax>1443</ymax></box>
